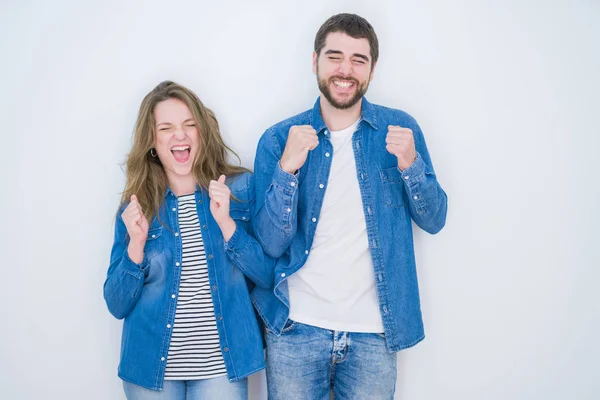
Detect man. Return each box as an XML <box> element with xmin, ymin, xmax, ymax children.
<box><xmin>252</xmin><ymin>13</ymin><xmax>448</xmax><ymax>399</ymax></box>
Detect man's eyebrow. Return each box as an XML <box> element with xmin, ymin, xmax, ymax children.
<box><xmin>324</xmin><ymin>49</ymin><xmax>369</xmax><ymax>62</ymax></box>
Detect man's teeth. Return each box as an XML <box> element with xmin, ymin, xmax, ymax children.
<box><xmin>334</xmin><ymin>81</ymin><xmax>353</xmax><ymax>88</ymax></box>
<box><xmin>171</xmin><ymin>146</ymin><xmax>190</xmax><ymax>151</ymax></box>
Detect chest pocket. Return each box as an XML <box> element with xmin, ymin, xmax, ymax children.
<box><xmin>379</xmin><ymin>166</ymin><xmax>407</xmax><ymax>208</ymax></box>
<box><xmin>144</xmin><ymin>224</ymin><xmax>164</xmax><ymax>260</ymax></box>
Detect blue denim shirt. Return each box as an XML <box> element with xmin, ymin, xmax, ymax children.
<box><xmin>251</xmin><ymin>97</ymin><xmax>447</xmax><ymax>352</ymax></box>
<box><xmin>104</xmin><ymin>172</ymin><xmax>271</xmax><ymax>390</ymax></box>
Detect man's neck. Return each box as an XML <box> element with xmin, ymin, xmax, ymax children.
<box><xmin>320</xmin><ymin>96</ymin><xmax>362</xmax><ymax>132</ymax></box>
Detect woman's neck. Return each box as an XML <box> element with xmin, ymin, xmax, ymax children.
<box><xmin>168</xmin><ymin>175</ymin><xmax>197</xmax><ymax>197</ymax></box>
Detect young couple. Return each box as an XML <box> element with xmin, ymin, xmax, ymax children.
<box><xmin>104</xmin><ymin>13</ymin><xmax>447</xmax><ymax>400</ymax></box>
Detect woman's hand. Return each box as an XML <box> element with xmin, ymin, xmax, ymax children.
<box><xmin>121</xmin><ymin>195</ymin><xmax>148</xmax><ymax>263</ymax></box>
<box><xmin>209</xmin><ymin>175</ymin><xmax>236</xmax><ymax>241</ymax></box>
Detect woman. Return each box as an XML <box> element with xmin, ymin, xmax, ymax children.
<box><xmin>104</xmin><ymin>81</ymin><xmax>272</xmax><ymax>399</ymax></box>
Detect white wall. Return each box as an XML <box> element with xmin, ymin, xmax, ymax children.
<box><xmin>1</xmin><ymin>0</ymin><xmax>598</xmax><ymax>399</ymax></box>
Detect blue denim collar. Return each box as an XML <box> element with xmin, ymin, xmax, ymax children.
<box><xmin>164</xmin><ymin>185</ymin><xmax>204</xmax><ymax>199</ymax></box>
<box><xmin>309</xmin><ymin>96</ymin><xmax>379</xmax><ymax>133</ymax></box>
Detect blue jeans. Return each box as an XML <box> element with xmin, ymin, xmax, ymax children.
<box><xmin>122</xmin><ymin>375</ymin><xmax>248</xmax><ymax>400</ymax></box>
<box><xmin>266</xmin><ymin>320</ymin><xmax>397</xmax><ymax>400</ymax></box>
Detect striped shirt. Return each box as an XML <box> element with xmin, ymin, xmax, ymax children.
<box><xmin>164</xmin><ymin>194</ymin><xmax>227</xmax><ymax>380</ymax></box>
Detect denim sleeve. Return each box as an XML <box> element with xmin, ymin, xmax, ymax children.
<box><xmin>224</xmin><ymin>174</ymin><xmax>275</xmax><ymax>289</ymax></box>
<box><xmin>400</xmin><ymin>122</ymin><xmax>448</xmax><ymax>234</ymax></box>
<box><xmin>252</xmin><ymin>129</ymin><xmax>299</xmax><ymax>258</ymax></box>
<box><xmin>103</xmin><ymin>210</ymin><xmax>148</xmax><ymax>319</ymax></box>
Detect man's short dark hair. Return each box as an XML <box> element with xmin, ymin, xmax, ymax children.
<box><xmin>314</xmin><ymin>13</ymin><xmax>379</xmax><ymax>65</ymax></box>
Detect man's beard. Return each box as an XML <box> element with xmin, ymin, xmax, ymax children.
<box><xmin>317</xmin><ymin>70</ymin><xmax>370</xmax><ymax>110</ymax></box>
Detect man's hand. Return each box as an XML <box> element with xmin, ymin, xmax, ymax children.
<box><xmin>279</xmin><ymin>125</ymin><xmax>319</xmax><ymax>174</ymax></box>
<box><xmin>385</xmin><ymin>125</ymin><xmax>417</xmax><ymax>170</ymax></box>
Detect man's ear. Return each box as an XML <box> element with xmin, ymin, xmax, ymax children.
<box><xmin>369</xmin><ymin>61</ymin><xmax>378</xmax><ymax>82</ymax></box>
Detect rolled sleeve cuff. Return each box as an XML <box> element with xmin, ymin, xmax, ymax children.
<box><xmin>400</xmin><ymin>152</ymin><xmax>426</xmax><ymax>185</ymax></box>
<box><xmin>272</xmin><ymin>162</ymin><xmax>300</xmax><ymax>196</ymax></box>
<box><xmin>224</xmin><ymin>223</ymin><xmax>250</xmax><ymax>255</ymax></box>
<box><xmin>121</xmin><ymin>252</ymin><xmax>148</xmax><ymax>279</ymax></box>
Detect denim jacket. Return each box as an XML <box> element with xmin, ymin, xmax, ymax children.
<box><xmin>251</xmin><ymin>98</ymin><xmax>447</xmax><ymax>352</ymax></box>
<box><xmin>104</xmin><ymin>172</ymin><xmax>271</xmax><ymax>390</ymax></box>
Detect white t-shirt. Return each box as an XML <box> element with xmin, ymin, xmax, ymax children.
<box><xmin>287</xmin><ymin>118</ymin><xmax>384</xmax><ymax>333</ymax></box>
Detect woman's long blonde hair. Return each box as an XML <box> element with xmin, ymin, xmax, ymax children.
<box><xmin>121</xmin><ymin>81</ymin><xmax>248</xmax><ymax>222</ymax></box>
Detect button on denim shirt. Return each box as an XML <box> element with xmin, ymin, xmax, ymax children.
<box><xmin>251</xmin><ymin>98</ymin><xmax>448</xmax><ymax>352</ymax></box>
<box><xmin>104</xmin><ymin>172</ymin><xmax>271</xmax><ymax>390</ymax></box>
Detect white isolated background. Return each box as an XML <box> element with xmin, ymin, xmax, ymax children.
<box><xmin>1</xmin><ymin>0</ymin><xmax>598</xmax><ymax>399</ymax></box>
